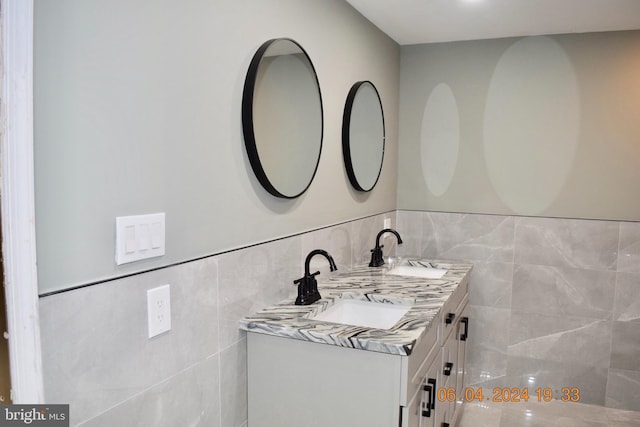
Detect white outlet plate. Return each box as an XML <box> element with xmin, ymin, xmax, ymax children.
<box><xmin>115</xmin><ymin>213</ymin><xmax>165</xmax><ymax>265</ymax></box>
<box><xmin>147</xmin><ymin>285</ymin><xmax>171</xmax><ymax>338</ymax></box>
<box><xmin>384</xmin><ymin>217</ymin><xmax>391</xmax><ymax>229</ymax></box>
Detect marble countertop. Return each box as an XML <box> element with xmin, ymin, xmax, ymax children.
<box><xmin>239</xmin><ymin>260</ymin><xmax>473</xmax><ymax>356</ymax></box>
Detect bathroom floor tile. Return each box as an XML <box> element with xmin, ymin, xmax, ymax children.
<box><xmin>458</xmin><ymin>400</ymin><xmax>640</xmax><ymax>427</ymax></box>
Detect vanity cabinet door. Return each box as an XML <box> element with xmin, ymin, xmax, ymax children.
<box><xmin>440</xmin><ymin>275</ymin><xmax>468</xmax><ymax>343</ymax></box>
<box><xmin>437</xmin><ymin>295</ymin><xmax>469</xmax><ymax>427</ymax></box>
<box><xmin>402</xmin><ymin>320</ymin><xmax>440</xmax><ymax>427</ymax></box>
<box><xmin>436</xmin><ymin>332</ymin><xmax>457</xmax><ymax>427</ymax></box>
<box><xmin>404</xmin><ymin>382</ymin><xmax>422</xmax><ymax>427</ymax></box>
<box><xmin>416</xmin><ymin>356</ymin><xmax>439</xmax><ymax>427</ymax></box>
<box><xmin>454</xmin><ymin>304</ymin><xmax>470</xmax><ymax>418</ymax></box>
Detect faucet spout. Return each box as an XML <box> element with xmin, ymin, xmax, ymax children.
<box><xmin>375</xmin><ymin>228</ymin><xmax>403</xmax><ymax>247</ymax></box>
<box><xmin>294</xmin><ymin>249</ymin><xmax>337</xmax><ymax>305</ymax></box>
<box><xmin>304</xmin><ymin>249</ymin><xmax>337</xmax><ymax>276</ymax></box>
<box><xmin>369</xmin><ymin>228</ymin><xmax>403</xmax><ymax>267</ymax></box>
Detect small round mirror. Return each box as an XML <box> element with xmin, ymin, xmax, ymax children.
<box><xmin>342</xmin><ymin>81</ymin><xmax>385</xmax><ymax>192</ymax></box>
<box><xmin>242</xmin><ymin>38</ymin><xmax>323</xmax><ymax>199</ymax></box>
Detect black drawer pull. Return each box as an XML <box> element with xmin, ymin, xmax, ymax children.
<box><xmin>421</xmin><ymin>377</ymin><xmax>437</xmax><ymax>417</ymax></box>
<box><xmin>460</xmin><ymin>316</ymin><xmax>469</xmax><ymax>341</ymax></box>
<box><xmin>443</xmin><ymin>362</ymin><xmax>453</xmax><ymax>376</ymax></box>
<box><xmin>445</xmin><ymin>312</ymin><xmax>455</xmax><ymax>324</ymax></box>
<box><xmin>428</xmin><ymin>378</ymin><xmax>436</xmax><ymax>410</ymax></box>
<box><xmin>421</xmin><ymin>383</ymin><xmax>432</xmax><ymax>418</ymax></box>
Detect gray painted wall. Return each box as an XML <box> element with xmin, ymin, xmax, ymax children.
<box><xmin>34</xmin><ymin>0</ymin><xmax>400</xmax><ymax>293</ymax></box>
<box><xmin>398</xmin><ymin>31</ymin><xmax>640</xmax><ymax>221</ymax></box>
<box><xmin>33</xmin><ymin>3</ymin><xmax>640</xmax><ymax>424</ymax></box>
<box><xmin>395</xmin><ymin>30</ymin><xmax>640</xmax><ymax>415</ymax></box>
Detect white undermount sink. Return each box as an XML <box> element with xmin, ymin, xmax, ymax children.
<box><xmin>386</xmin><ymin>265</ymin><xmax>448</xmax><ymax>279</ymax></box>
<box><xmin>311</xmin><ymin>299</ymin><xmax>412</xmax><ymax>330</ymax></box>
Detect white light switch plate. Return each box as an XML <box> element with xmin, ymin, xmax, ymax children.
<box><xmin>384</xmin><ymin>217</ymin><xmax>391</xmax><ymax>229</ymax></box>
<box><xmin>147</xmin><ymin>285</ymin><xmax>171</xmax><ymax>338</ymax></box>
<box><xmin>115</xmin><ymin>213</ymin><xmax>165</xmax><ymax>265</ymax></box>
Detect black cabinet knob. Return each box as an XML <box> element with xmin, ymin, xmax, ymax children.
<box><xmin>443</xmin><ymin>362</ymin><xmax>454</xmax><ymax>376</ymax></box>
<box><xmin>445</xmin><ymin>312</ymin><xmax>455</xmax><ymax>324</ymax></box>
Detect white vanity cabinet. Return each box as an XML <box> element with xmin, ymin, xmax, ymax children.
<box><xmin>404</xmin><ymin>281</ymin><xmax>469</xmax><ymax>427</ymax></box>
<box><xmin>244</xmin><ymin>263</ymin><xmax>472</xmax><ymax>427</ymax></box>
<box><xmin>248</xmin><ymin>332</ymin><xmax>405</xmax><ymax>427</ymax></box>
<box><xmin>433</xmin><ymin>300</ymin><xmax>469</xmax><ymax>427</ymax></box>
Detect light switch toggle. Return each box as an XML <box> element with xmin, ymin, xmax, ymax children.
<box><xmin>115</xmin><ymin>213</ymin><xmax>165</xmax><ymax>265</ymax></box>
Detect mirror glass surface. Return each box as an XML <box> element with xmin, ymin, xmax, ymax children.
<box><xmin>242</xmin><ymin>38</ymin><xmax>323</xmax><ymax>198</ymax></box>
<box><xmin>342</xmin><ymin>81</ymin><xmax>385</xmax><ymax>192</ymax></box>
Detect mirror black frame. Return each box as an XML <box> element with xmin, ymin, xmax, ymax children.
<box><xmin>342</xmin><ymin>80</ymin><xmax>385</xmax><ymax>192</ymax></box>
<box><xmin>241</xmin><ymin>38</ymin><xmax>324</xmax><ymax>199</ymax></box>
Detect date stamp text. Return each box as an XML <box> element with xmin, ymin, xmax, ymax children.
<box><xmin>436</xmin><ymin>387</ymin><xmax>581</xmax><ymax>403</ymax></box>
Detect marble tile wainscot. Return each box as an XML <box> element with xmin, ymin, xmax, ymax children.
<box><xmin>396</xmin><ymin>210</ymin><xmax>640</xmax><ymax>412</ymax></box>
<box><xmin>39</xmin><ymin>213</ymin><xmax>398</xmax><ymax>427</ymax></box>
<box><xmin>36</xmin><ymin>210</ymin><xmax>640</xmax><ymax>426</ymax></box>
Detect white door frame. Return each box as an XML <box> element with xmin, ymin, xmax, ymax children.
<box><xmin>1</xmin><ymin>0</ymin><xmax>44</xmax><ymax>403</ymax></box>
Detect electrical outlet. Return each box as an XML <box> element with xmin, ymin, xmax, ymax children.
<box><xmin>384</xmin><ymin>217</ymin><xmax>391</xmax><ymax>229</ymax></box>
<box><xmin>147</xmin><ymin>285</ymin><xmax>171</xmax><ymax>338</ymax></box>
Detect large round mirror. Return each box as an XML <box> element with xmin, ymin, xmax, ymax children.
<box><xmin>242</xmin><ymin>38</ymin><xmax>323</xmax><ymax>199</ymax></box>
<box><xmin>342</xmin><ymin>81</ymin><xmax>385</xmax><ymax>192</ymax></box>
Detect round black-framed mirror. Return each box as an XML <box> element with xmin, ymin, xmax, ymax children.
<box><xmin>342</xmin><ymin>80</ymin><xmax>385</xmax><ymax>192</ymax></box>
<box><xmin>242</xmin><ymin>38</ymin><xmax>324</xmax><ymax>199</ymax></box>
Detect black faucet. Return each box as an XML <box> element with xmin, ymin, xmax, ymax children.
<box><xmin>294</xmin><ymin>249</ymin><xmax>337</xmax><ymax>305</ymax></box>
<box><xmin>369</xmin><ymin>228</ymin><xmax>403</xmax><ymax>267</ymax></box>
